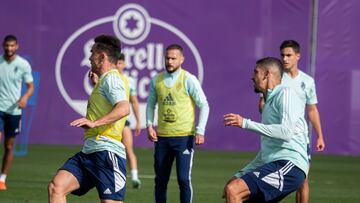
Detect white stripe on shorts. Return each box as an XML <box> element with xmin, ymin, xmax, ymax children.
<box><xmin>108</xmin><ymin>151</ymin><xmax>126</xmax><ymax>192</ymax></box>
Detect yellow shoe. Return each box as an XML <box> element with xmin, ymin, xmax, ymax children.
<box><xmin>0</xmin><ymin>181</ymin><xmax>6</xmax><ymax>190</ymax></box>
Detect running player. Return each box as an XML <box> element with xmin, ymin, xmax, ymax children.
<box><xmin>48</xmin><ymin>35</ymin><xmax>130</xmax><ymax>203</ymax></box>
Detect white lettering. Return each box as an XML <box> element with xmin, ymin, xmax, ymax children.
<box><xmin>156</xmin><ymin>43</ymin><xmax>164</xmax><ymax>70</ymax></box>
<box><xmin>122</xmin><ymin>43</ymin><xmax>164</xmax><ymax>71</ymax></box>
<box><xmin>134</xmin><ymin>48</ymin><xmax>147</xmax><ymax>69</ymax></box>
<box><xmin>147</xmin><ymin>43</ymin><xmax>155</xmax><ymax>70</ymax></box>
<box><xmin>123</xmin><ymin>47</ymin><xmax>136</xmax><ymax>69</ymax></box>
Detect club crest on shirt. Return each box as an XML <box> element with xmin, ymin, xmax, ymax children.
<box><xmin>301</xmin><ymin>81</ymin><xmax>306</xmax><ymax>90</ymax></box>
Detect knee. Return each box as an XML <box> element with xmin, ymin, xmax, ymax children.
<box><xmin>48</xmin><ymin>180</ymin><xmax>64</xmax><ymax>197</ymax></box>
<box><xmin>177</xmin><ymin>175</ymin><xmax>190</xmax><ymax>187</ymax></box>
<box><xmin>225</xmin><ymin>183</ymin><xmax>237</xmax><ymax>198</ymax></box>
<box><xmin>4</xmin><ymin>143</ymin><xmax>14</xmax><ymax>152</ymax></box>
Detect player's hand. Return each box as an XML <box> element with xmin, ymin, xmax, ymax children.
<box><xmin>18</xmin><ymin>96</ymin><xmax>29</xmax><ymax>109</ymax></box>
<box><xmin>316</xmin><ymin>137</ymin><xmax>325</xmax><ymax>151</ymax></box>
<box><xmin>70</xmin><ymin>118</ymin><xmax>97</xmax><ymax>129</ymax></box>
<box><xmin>135</xmin><ymin>122</ymin><xmax>141</xmax><ymax>136</ymax></box>
<box><xmin>147</xmin><ymin>126</ymin><xmax>158</xmax><ymax>142</ymax></box>
<box><xmin>223</xmin><ymin>113</ymin><xmax>244</xmax><ymax>128</ymax></box>
<box><xmin>89</xmin><ymin>71</ymin><xmax>99</xmax><ymax>85</ymax></box>
<box><xmin>195</xmin><ymin>134</ymin><xmax>205</xmax><ymax>145</ymax></box>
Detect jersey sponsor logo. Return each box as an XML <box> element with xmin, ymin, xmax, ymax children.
<box><xmin>253</xmin><ymin>171</ymin><xmax>260</xmax><ymax>178</ymax></box>
<box><xmin>163</xmin><ymin>108</ymin><xmax>176</xmax><ymax>123</ymax></box>
<box><xmin>163</xmin><ymin>93</ymin><xmax>176</xmax><ymax>106</ymax></box>
<box><xmin>55</xmin><ymin>3</ymin><xmax>204</xmax><ymax>130</ymax></box>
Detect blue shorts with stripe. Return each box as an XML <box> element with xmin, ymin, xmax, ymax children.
<box><xmin>0</xmin><ymin>111</ymin><xmax>21</xmax><ymax>137</ymax></box>
<box><xmin>241</xmin><ymin>160</ymin><xmax>305</xmax><ymax>203</ymax></box>
<box><xmin>60</xmin><ymin>150</ymin><xmax>126</xmax><ymax>201</ymax></box>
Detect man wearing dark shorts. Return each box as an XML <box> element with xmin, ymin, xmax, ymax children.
<box><xmin>0</xmin><ymin>35</ymin><xmax>34</xmax><ymax>190</ymax></box>
<box><xmin>223</xmin><ymin>57</ymin><xmax>309</xmax><ymax>202</ymax></box>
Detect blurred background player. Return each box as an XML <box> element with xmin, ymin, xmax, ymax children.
<box><xmin>146</xmin><ymin>44</ymin><xmax>210</xmax><ymax>203</ymax></box>
<box><xmin>0</xmin><ymin>34</ymin><xmax>34</xmax><ymax>190</ymax></box>
<box><xmin>116</xmin><ymin>53</ymin><xmax>142</xmax><ymax>189</ymax></box>
<box><xmin>258</xmin><ymin>40</ymin><xmax>325</xmax><ymax>203</ymax></box>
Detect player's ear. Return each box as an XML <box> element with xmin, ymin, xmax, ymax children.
<box><xmin>263</xmin><ymin>70</ymin><xmax>270</xmax><ymax>80</ymax></box>
<box><xmin>180</xmin><ymin>55</ymin><xmax>184</xmax><ymax>64</ymax></box>
<box><xmin>99</xmin><ymin>52</ymin><xmax>106</xmax><ymax>63</ymax></box>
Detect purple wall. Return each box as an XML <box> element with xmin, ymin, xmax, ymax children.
<box><xmin>316</xmin><ymin>0</ymin><xmax>360</xmax><ymax>155</ymax></box>
<box><xmin>0</xmin><ymin>0</ymin><xmax>359</xmax><ymax>155</ymax></box>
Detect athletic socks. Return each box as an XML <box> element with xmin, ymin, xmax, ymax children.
<box><xmin>0</xmin><ymin>174</ymin><xmax>7</xmax><ymax>182</ymax></box>
<box><xmin>131</xmin><ymin>169</ymin><xmax>139</xmax><ymax>181</ymax></box>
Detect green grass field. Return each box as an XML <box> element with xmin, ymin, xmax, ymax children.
<box><xmin>0</xmin><ymin>144</ymin><xmax>359</xmax><ymax>202</ymax></box>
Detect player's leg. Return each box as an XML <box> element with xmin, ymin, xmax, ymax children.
<box><xmin>0</xmin><ymin>112</ymin><xmax>4</xmax><ymax>190</ymax></box>
<box><xmin>173</xmin><ymin>136</ymin><xmax>195</xmax><ymax>203</ymax></box>
<box><xmin>1</xmin><ymin>136</ymin><xmax>15</xmax><ymax>176</ymax></box>
<box><xmin>49</xmin><ymin>152</ymin><xmax>95</xmax><ymax>202</ymax></box>
<box><xmin>296</xmin><ymin>176</ymin><xmax>309</xmax><ymax>203</ymax></box>
<box><xmin>48</xmin><ymin>169</ymin><xmax>81</xmax><ymax>203</ymax></box>
<box><xmin>296</xmin><ymin>144</ymin><xmax>311</xmax><ymax>203</ymax></box>
<box><xmin>0</xmin><ymin>113</ymin><xmax>21</xmax><ymax>190</ymax></box>
<box><xmin>154</xmin><ymin>137</ymin><xmax>174</xmax><ymax>203</ymax></box>
<box><xmin>224</xmin><ymin>177</ymin><xmax>251</xmax><ymax>203</ymax></box>
<box><xmin>122</xmin><ymin>125</ymin><xmax>141</xmax><ymax>188</ymax></box>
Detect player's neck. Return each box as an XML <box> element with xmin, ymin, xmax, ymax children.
<box><xmin>4</xmin><ymin>54</ymin><xmax>16</xmax><ymax>63</ymax></box>
<box><xmin>287</xmin><ymin>67</ymin><xmax>299</xmax><ymax>78</ymax></box>
<box><xmin>98</xmin><ymin>64</ymin><xmax>115</xmax><ymax>76</ymax></box>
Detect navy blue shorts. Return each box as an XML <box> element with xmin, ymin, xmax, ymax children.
<box><xmin>242</xmin><ymin>160</ymin><xmax>305</xmax><ymax>203</ymax></box>
<box><xmin>60</xmin><ymin>150</ymin><xmax>127</xmax><ymax>201</ymax></box>
<box><xmin>0</xmin><ymin>111</ymin><xmax>21</xmax><ymax>137</ymax></box>
<box><xmin>125</xmin><ymin>120</ymin><xmax>130</xmax><ymax>127</ymax></box>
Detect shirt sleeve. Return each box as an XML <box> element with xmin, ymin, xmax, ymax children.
<box><xmin>243</xmin><ymin>88</ymin><xmax>294</xmax><ymax>142</ymax></box>
<box><xmin>146</xmin><ymin>75</ymin><xmax>158</xmax><ymax>126</ymax></box>
<box><xmin>101</xmin><ymin>73</ymin><xmax>127</xmax><ymax>106</ymax></box>
<box><xmin>22</xmin><ymin>60</ymin><xmax>33</xmax><ymax>83</ymax></box>
<box><xmin>306</xmin><ymin>79</ymin><xmax>318</xmax><ymax>105</ymax></box>
<box><xmin>185</xmin><ymin>73</ymin><xmax>209</xmax><ymax>135</ymax></box>
<box><xmin>129</xmin><ymin>77</ymin><xmax>137</xmax><ymax>96</ymax></box>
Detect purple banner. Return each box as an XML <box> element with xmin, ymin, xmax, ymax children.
<box><xmin>0</xmin><ymin>0</ymin><xmax>359</xmax><ymax>155</ymax></box>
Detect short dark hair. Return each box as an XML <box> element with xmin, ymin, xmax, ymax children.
<box><xmin>166</xmin><ymin>44</ymin><xmax>183</xmax><ymax>54</ymax></box>
<box><xmin>256</xmin><ymin>57</ymin><xmax>284</xmax><ymax>78</ymax></box>
<box><xmin>92</xmin><ymin>34</ymin><xmax>121</xmax><ymax>64</ymax></box>
<box><xmin>280</xmin><ymin>40</ymin><xmax>300</xmax><ymax>53</ymax></box>
<box><xmin>4</xmin><ymin>35</ymin><xmax>17</xmax><ymax>43</ymax></box>
<box><xmin>118</xmin><ymin>53</ymin><xmax>125</xmax><ymax>61</ymax></box>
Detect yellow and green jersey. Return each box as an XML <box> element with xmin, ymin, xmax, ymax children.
<box><xmin>146</xmin><ymin>68</ymin><xmax>209</xmax><ymax>137</ymax></box>
<box><xmin>146</xmin><ymin>68</ymin><xmax>209</xmax><ymax>136</ymax></box>
<box><xmin>82</xmin><ymin>69</ymin><xmax>129</xmax><ymax>158</ymax></box>
<box><xmin>156</xmin><ymin>69</ymin><xmax>195</xmax><ymax>136</ymax></box>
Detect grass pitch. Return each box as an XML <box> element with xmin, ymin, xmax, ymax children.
<box><xmin>0</xmin><ymin>145</ymin><xmax>359</xmax><ymax>202</ymax></box>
